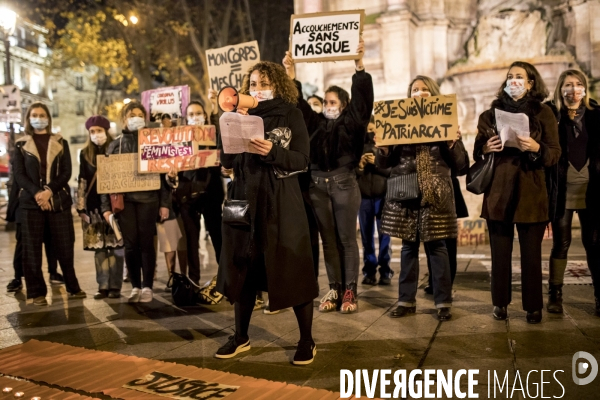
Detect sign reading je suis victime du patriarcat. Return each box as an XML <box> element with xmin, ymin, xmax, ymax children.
<box><xmin>373</xmin><ymin>94</ymin><xmax>459</xmax><ymax>146</ymax></box>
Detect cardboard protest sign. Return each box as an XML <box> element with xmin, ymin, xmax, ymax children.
<box><xmin>96</xmin><ymin>153</ymin><xmax>161</xmax><ymax>194</ymax></box>
<box><xmin>373</xmin><ymin>94</ymin><xmax>459</xmax><ymax>145</ymax></box>
<box><xmin>138</xmin><ymin>125</ymin><xmax>220</xmax><ymax>173</ymax></box>
<box><xmin>141</xmin><ymin>85</ymin><xmax>190</xmax><ymax>122</ymax></box>
<box><xmin>206</xmin><ymin>41</ymin><xmax>260</xmax><ymax>91</ymax></box>
<box><xmin>290</xmin><ymin>10</ymin><xmax>364</xmax><ymax>63</ymax></box>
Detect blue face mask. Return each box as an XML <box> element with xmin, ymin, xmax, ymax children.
<box><xmin>30</xmin><ymin>118</ymin><xmax>49</xmax><ymax>130</ymax></box>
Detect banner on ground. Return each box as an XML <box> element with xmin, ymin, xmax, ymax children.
<box><xmin>373</xmin><ymin>94</ymin><xmax>459</xmax><ymax>145</ymax></box>
<box><xmin>138</xmin><ymin>125</ymin><xmax>220</xmax><ymax>173</ymax></box>
<box><xmin>141</xmin><ymin>85</ymin><xmax>191</xmax><ymax>123</ymax></box>
<box><xmin>96</xmin><ymin>153</ymin><xmax>161</xmax><ymax>194</ymax></box>
<box><xmin>289</xmin><ymin>10</ymin><xmax>364</xmax><ymax>63</ymax></box>
<box><xmin>206</xmin><ymin>41</ymin><xmax>261</xmax><ymax>91</ymax></box>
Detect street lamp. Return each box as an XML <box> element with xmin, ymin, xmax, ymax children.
<box><xmin>1</xmin><ymin>6</ymin><xmax>17</xmax><ymax>231</ymax></box>
<box><xmin>129</xmin><ymin>15</ymin><xmax>139</xmax><ymax>25</ymax></box>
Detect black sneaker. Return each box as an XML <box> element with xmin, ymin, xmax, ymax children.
<box><xmin>292</xmin><ymin>339</ymin><xmax>316</xmax><ymax>365</ymax></box>
<box><xmin>49</xmin><ymin>273</ymin><xmax>64</xmax><ymax>285</ymax></box>
<box><xmin>215</xmin><ymin>335</ymin><xmax>251</xmax><ymax>359</ymax></box>
<box><xmin>378</xmin><ymin>276</ymin><xmax>392</xmax><ymax>285</ymax></box>
<box><xmin>6</xmin><ymin>279</ymin><xmax>22</xmax><ymax>292</ymax></box>
<box><xmin>94</xmin><ymin>290</ymin><xmax>108</xmax><ymax>300</ymax></box>
<box><xmin>361</xmin><ymin>275</ymin><xmax>377</xmax><ymax>285</ymax></box>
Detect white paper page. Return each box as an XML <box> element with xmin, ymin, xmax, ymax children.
<box><xmin>219</xmin><ymin>112</ymin><xmax>265</xmax><ymax>154</ymax></box>
<box><xmin>109</xmin><ymin>214</ymin><xmax>123</xmax><ymax>243</ymax></box>
<box><xmin>494</xmin><ymin>108</ymin><xmax>530</xmax><ymax>149</ymax></box>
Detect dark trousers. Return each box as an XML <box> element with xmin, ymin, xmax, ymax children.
<box><xmin>309</xmin><ymin>173</ymin><xmax>361</xmax><ymax>286</ymax></box>
<box><xmin>398</xmin><ymin>238</ymin><xmax>452</xmax><ymax>308</ymax></box>
<box><xmin>426</xmin><ymin>238</ymin><xmax>458</xmax><ymax>287</ymax></box>
<box><xmin>180</xmin><ymin>194</ymin><xmax>222</xmax><ymax>285</ymax></box>
<box><xmin>118</xmin><ymin>201</ymin><xmax>159</xmax><ymax>289</ymax></box>
<box><xmin>487</xmin><ymin>220</ymin><xmax>547</xmax><ymax>312</ymax></box>
<box><xmin>358</xmin><ymin>197</ymin><xmax>392</xmax><ymax>278</ymax></box>
<box><xmin>13</xmin><ymin>224</ymin><xmax>58</xmax><ymax>280</ymax></box>
<box><xmin>551</xmin><ymin>209</ymin><xmax>600</xmax><ymax>299</ymax></box>
<box><xmin>21</xmin><ymin>209</ymin><xmax>80</xmax><ymax>299</ymax></box>
<box><xmin>303</xmin><ymin>193</ymin><xmax>320</xmax><ymax>282</ymax></box>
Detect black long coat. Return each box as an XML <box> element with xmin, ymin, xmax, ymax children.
<box><xmin>545</xmin><ymin>99</ymin><xmax>600</xmax><ymax>220</ymax></box>
<box><xmin>216</xmin><ymin>99</ymin><xmax>318</xmax><ymax>311</ymax></box>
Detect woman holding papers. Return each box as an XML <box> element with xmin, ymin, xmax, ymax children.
<box><xmin>474</xmin><ymin>61</ymin><xmax>561</xmax><ymax>323</ymax></box>
<box><xmin>101</xmin><ymin>101</ymin><xmax>172</xmax><ymax>304</ymax></box>
<box><xmin>77</xmin><ymin>115</ymin><xmax>125</xmax><ymax>300</ymax></box>
<box><xmin>282</xmin><ymin>39</ymin><xmax>373</xmax><ymax>314</ymax></box>
<box><xmin>545</xmin><ymin>69</ymin><xmax>600</xmax><ymax>317</ymax></box>
<box><xmin>376</xmin><ymin>76</ymin><xmax>468</xmax><ymax>321</ymax></box>
<box><xmin>215</xmin><ymin>61</ymin><xmax>319</xmax><ymax>365</ymax></box>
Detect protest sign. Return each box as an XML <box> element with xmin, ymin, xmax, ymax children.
<box><xmin>138</xmin><ymin>125</ymin><xmax>220</xmax><ymax>173</ymax></box>
<box><xmin>290</xmin><ymin>10</ymin><xmax>364</xmax><ymax>63</ymax></box>
<box><xmin>96</xmin><ymin>153</ymin><xmax>161</xmax><ymax>194</ymax></box>
<box><xmin>373</xmin><ymin>94</ymin><xmax>459</xmax><ymax>145</ymax></box>
<box><xmin>141</xmin><ymin>85</ymin><xmax>190</xmax><ymax>122</ymax></box>
<box><xmin>206</xmin><ymin>41</ymin><xmax>261</xmax><ymax>91</ymax></box>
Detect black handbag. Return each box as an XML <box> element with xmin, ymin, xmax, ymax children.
<box><xmin>466</xmin><ymin>153</ymin><xmax>495</xmax><ymax>195</ymax></box>
<box><xmin>167</xmin><ymin>272</ymin><xmax>198</xmax><ymax>307</ymax></box>
<box><xmin>386</xmin><ymin>172</ymin><xmax>420</xmax><ymax>202</ymax></box>
<box><xmin>222</xmin><ymin>199</ymin><xmax>250</xmax><ymax>226</ymax></box>
<box><xmin>50</xmin><ymin>187</ymin><xmax>73</xmax><ymax>212</ymax></box>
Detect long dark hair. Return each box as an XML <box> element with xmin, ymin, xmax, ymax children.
<box><xmin>24</xmin><ymin>102</ymin><xmax>53</xmax><ymax>136</ymax></box>
<box><xmin>495</xmin><ymin>61</ymin><xmax>549</xmax><ymax>102</ymax></box>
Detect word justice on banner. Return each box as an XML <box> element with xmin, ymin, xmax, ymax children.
<box><xmin>96</xmin><ymin>153</ymin><xmax>161</xmax><ymax>194</ymax></box>
<box><xmin>138</xmin><ymin>125</ymin><xmax>219</xmax><ymax>173</ymax></box>
<box><xmin>373</xmin><ymin>94</ymin><xmax>459</xmax><ymax>145</ymax></box>
<box><xmin>206</xmin><ymin>41</ymin><xmax>260</xmax><ymax>91</ymax></box>
<box><xmin>290</xmin><ymin>10</ymin><xmax>364</xmax><ymax>63</ymax></box>
<box><xmin>141</xmin><ymin>85</ymin><xmax>191</xmax><ymax>122</ymax></box>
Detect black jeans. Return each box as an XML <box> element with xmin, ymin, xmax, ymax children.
<box><xmin>426</xmin><ymin>238</ymin><xmax>458</xmax><ymax>286</ymax></box>
<box><xmin>487</xmin><ymin>220</ymin><xmax>547</xmax><ymax>312</ymax></box>
<box><xmin>179</xmin><ymin>194</ymin><xmax>223</xmax><ymax>285</ymax></box>
<box><xmin>398</xmin><ymin>238</ymin><xmax>452</xmax><ymax>308</ymax></box>
<box><xmin>551</xmin><ymin>209</ymin><xmax>600</xmax><ymax>299</ymax></box>
<box><xmin>309</xmin><ymin>173</ymin><xmax>361</xmax><ymax>286</ymax></box>
<box><xmin>118</xmin><ymin>201</ymin><xmax>159</xmax><ymax>289</ymax></box>
<box><xmin>21</xmin><ymin>209</ymin><xmax>80</xmax><ymax>298</ymax></box>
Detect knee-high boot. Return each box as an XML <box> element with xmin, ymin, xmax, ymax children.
<box><xmin>547</xmin><ymin>257</ymin><xmax>567</xmax><ymax>313</ymax></box>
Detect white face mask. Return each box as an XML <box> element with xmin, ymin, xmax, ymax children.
<box><xmin>188</xmin><ymin>116</ymin><xmax>205</xmax><ymax>126</ymax></box>
<box><xmin>324</xmin><ymin>107</ymin><xmax>340</xmax><ymax>120</ymax></box>
<box><xmin>249</xmin><ymin>90</ymin><xmax>274</xmax><ymax>102</ymax></box>
<box><xmin>310</xmin><ymin>105</ymin><xmax>323</xmax><ymax>114</ymax></box>
<box><xmin>30</xmin><ymin>118</ymin><xmax>49</xmax><ymax>130</ymax></box>
<box><xmin>127</xmin><ymin>116</ymin><xmax>145</xmax><ymax>131</ymax></box>
<box><xmin>90</xmin><ymin>132</ymin><xmax>107</xmax><ymax>146</ymax></box>
<box><xmin>504</xmin><ymin>79</ymin><xmax>527</xmax><ymax>99</ymax></box>
<box><xmin>411</xmin><ymin>91</ymin><xmax>429</xmax><ymax>98</ymax></box>
<box><xmin>563</xmin><ymin>87</ymin><xmax>586</xmax><ymax>104</ymax></box>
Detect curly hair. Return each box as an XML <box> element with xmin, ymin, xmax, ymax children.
<box><xmin>495</xmin><ymin>61</ymin><xmax>549</xmax><ymax>102</ymax></box>
<box><xmin>240</xmin><ymin>61</ymin><xmax>298</xmax><ymax>105</ymax></box>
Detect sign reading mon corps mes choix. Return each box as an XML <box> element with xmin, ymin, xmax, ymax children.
<box><xmin>290</xmin><ymin>10</ymin><xmax>364</xmax><ymax>63</ymax></box>
<box><xmin>205</xmin><ymin>40</ymin><xmax>260</xmax><ymax>91</ymax></box>
<box><xmin>373</xmin><ymin>94</ymin><xmax>459</xmax><ymax>146</ymax></box>
<box><xmin>138</xmin><ymin>125</ymin><xmax>220</xmax><ymax>173</ymax></box>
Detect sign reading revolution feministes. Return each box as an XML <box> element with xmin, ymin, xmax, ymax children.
<box><xmin>373</xmin><ymin>94</ymin><xmax>459</xmax><ymax>145</ymax></box>
<box><xmin>206</xmin><ymin>41</ymin><xmax>260</xmax><ymax>91</ymax></box>
<box><xmin>138</xmin><ymin>125</ymin><xmax>220</xmax><ymax>173</ymax></box>
<box><xmin>290</xmin><ymin>10</ymin><xmax>364</xmax><ymax>63</ymax></box>
<box><xmin>96</xmin><ymin>153</ymin><xmax>161</xmax><ymax>194</ymax></box>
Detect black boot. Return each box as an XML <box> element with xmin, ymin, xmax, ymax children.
<box><xmin>547</xmin><ymin>284</ymin><xmax>563</xmax><ymax>314</ymax></box>
<box><xmin>526</xmin><ymin>310</ymin><xmax>543</xmax><ymax>324</ymax></box>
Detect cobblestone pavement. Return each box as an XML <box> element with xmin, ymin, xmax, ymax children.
<box><xmin>0</xmin><ymin>224</ymin><xmax>599</xmax><ymax>398</ymax></box>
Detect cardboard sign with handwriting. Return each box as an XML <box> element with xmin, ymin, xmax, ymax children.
<box><xmin>206</xmin><ymin>41</ymin><xmax>260</xmax><ymax>91</ymax></box>
<box><xmin>97</xmin><ymin>153</ymin><xmax>161</xmax><ymax>194</ymax></box>
<box><xmin>374</xmin><ymin>95</ymin><xmax>459</xmax><ymax>145</ymax></box>
<box><xmin>138</xmin><ymin>125</ymin><xmax>219</xmax><ymax>173</ymax></box>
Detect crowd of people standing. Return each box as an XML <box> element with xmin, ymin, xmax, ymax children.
<box><xmin>4</xmin><ymin>41</ymin><xmax>600</xmax><ymax>365</ymax></box>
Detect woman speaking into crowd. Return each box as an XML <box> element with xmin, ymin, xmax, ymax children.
<box><xmin>474</xmin><ymin>61</ymin><xmax>561</xmax><ymax>323</ymax></box>
<box><xmin>215</xmin><ymin>61</ymin><xmax>319</xmax><ymax>365</ymax></box>
<box><xmin>283</xmin><ymin>38</ymin><xmax>374</xmax><ymax>314</ymax></box>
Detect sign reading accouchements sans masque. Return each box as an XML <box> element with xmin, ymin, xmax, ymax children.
<box><xmin>290</xmin><ymin>10</ymin><xmax>364</xmax><ymax>63</ymax></box>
